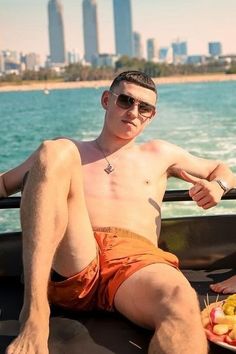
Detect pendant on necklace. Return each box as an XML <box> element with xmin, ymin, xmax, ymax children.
<box><xmin>104</xmin><ymin>163</ymin><xmax>115</xmax><ymax>174</ymax></box>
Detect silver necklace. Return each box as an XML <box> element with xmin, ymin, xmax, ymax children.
<box><xmin>95</xmin><ymin>140</ymin><xmax>115</xmax><ymax>174</ymax></box>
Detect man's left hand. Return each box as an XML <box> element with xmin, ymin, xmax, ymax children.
<box><xmin>179</xmin><ymin>170</ymin><xmax>224</xmax><ymax>209</ymax></box>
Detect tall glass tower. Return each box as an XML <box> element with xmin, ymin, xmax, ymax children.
<box><xmin>82</xmin><ymin>0</ymin><xmax>99</xmax><ymax>64</ymax></box>
<box><xmin>133</xmin><ymin>32</ymin><xmax>142</xmax><ymax>59</ymax></box>
<box><xmin>171</xmin><ymin>40</ymin><xmax>188</xmax><ymax>64</ymax></box>
<box><xmin>113</xmin><ymin>0</ymin><xmax>134</xmax><ymax>57</ymax></box>
<box><xmin>48</xmin><ymin>0</ymin><xmax>66</xmax><ymax>64</ymax></box>
<box><xmin>147</xmin><ymin>38</ymin><xmax>158</xmax><ymax>62</ymax></box>
<box><xmin>208</xmin><ymin>42</ymin><xmax>222</xmax><ymax>57</ymax></box>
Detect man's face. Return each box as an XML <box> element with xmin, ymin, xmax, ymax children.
<box><xmin>102</xmin><ymin>81</ymin><xmax>157</xmax><ymax>140</ymax></box>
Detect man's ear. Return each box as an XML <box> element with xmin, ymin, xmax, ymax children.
<box><xmin>101</xmin><ymin>90</ymin><xmax>110</xmax><ymax>110</ymax></box>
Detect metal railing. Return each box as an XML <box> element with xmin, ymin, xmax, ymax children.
<box><xmin>0</xmin><ymin>189</ymin><xmax>236</xmax><ymax>209</ymax></box>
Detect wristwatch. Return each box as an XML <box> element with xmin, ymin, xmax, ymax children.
<box><xmin>214</xmin><ymin>179</ymin><xmax>230</xmax><ymax>195</ymax></box>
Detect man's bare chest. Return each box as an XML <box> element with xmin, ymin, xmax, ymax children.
<box><xmin>82</xmin><ymin>156</ymin><xmax>167</xmax><ymax>202</ymax></box>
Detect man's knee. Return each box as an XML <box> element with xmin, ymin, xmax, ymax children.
<box><xmin>36</xmin><ymin>139</ymin><xmax>81</xmax><ymax>178</ymax></box>
<box><xmin>152</xmin><ymin>279</ymin><xmax>200</xmax><ymax>324</ymax></box>
<box><xmin>166</xmin><ymin>282</ymin><xmax>199</xmax><ymax>312</ymax></box>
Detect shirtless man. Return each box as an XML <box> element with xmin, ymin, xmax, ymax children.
<box><xmin>1</xmin><ymin>71</ymin><xmax>236</xmax><ymax>354</ymax></box>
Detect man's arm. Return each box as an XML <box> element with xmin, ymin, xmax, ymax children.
<box><xmin>0</xmin><ymin>138</ymin><xmax>73</xmax><ymax>198</ymax></box>
<box><xmin>0</xmin><ymin>173</ymin><xmax>7</xmax><ymax>198</ymax></box>
<box><xmin>205</xmin><ymin>162</ymin><xmax>236</xmax><ymax>188</ymax></box>
<box><xmin>0</xmin><ymin>149</ymin><xmax>39</xmax><ymax>198</ymax></box>
<box><xmin>177</xmin><ymin>160</ymin><xmax>236</xmax><ymax>192</ymax></box>
<box><xmin>178</xmin><ymin>165</ymin><xmax>236</xmax><ymax>209</ymax></box>
<box><xmin>160</xmin><ymin>140</ymin><xmax>236</xmax><ymax>209</ymax></box>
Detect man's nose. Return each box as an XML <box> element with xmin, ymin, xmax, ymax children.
<box><xmin>127</xmin><ymin>102</ymin><xmax>139</xmax><ymax>117</ymax></box>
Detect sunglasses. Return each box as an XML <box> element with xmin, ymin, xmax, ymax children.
<box><xmin>110</xmin><ymin>91</ymin><xmax>155</xmax><ymax>119</ymax></box>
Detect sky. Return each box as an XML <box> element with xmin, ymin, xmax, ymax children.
<box><xmin>1</xmin><ymin>0</ymin><xmax>236</xmax><ymax>62</ymax></box>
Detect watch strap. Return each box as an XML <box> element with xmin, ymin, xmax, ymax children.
<box><xmin>214</xmin><ymin>179</ymin><xmax>229</xmax><ymax>195</ymax></box>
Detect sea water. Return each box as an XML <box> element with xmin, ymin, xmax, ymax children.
<box><xmin>0</xmin><ymin>80</ymin><xmax>236</xmax><ymax>232</ymax></box>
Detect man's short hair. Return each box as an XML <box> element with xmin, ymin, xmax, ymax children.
<box><xmin>110</xmin><ymin>71</ymin><xmax>157</xmax><ymax>95</ymax></box>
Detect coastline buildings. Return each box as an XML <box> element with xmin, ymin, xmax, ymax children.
<box><xmin>113</xmin><ymin>0</ymin><xmax>134</xmax><ymax>57</ymax></box>
<box><xmin>48</xmin><ymin>0</ymin><xmax>66</xmax><ymax>65</ymax></box>
<box><xmin>67</xmin><ymin>50</ymin><xmax>80</xmax><ymax>65</ymax></box>
<box><xmin>0</xmin><ymin>50</ymin><xmax>21</xmax><ymax>74</ymax></box>
<box><xmin>186</xmin><ymin>55</ymin><xmax>206</xmax><ymax>65</ymax></box>
<box><xmin>96</xmin><ymin>54</ymin><xmax>119</xmax><ymax>67</ymax></box>
<box><xmin>147</xmin><ymin>38</ymin><xmax>158</xmax><ymax>62</ymax></box>
<box><xmin>208</xmin><ymin>42</ymin><xmax>222</xmax><ymax>58</ymax></box>
<box><xmin>82</xmin><ymin>0</ymin><xmax>99</xmax><ymax>65</ymax></box>
<box><xmin>158</xmin><ymin>47</ymin><xmax>174</xmax><ymax>64</ymax></box>
<box><xmin>24</xmin><ymin>53</ymin><xmax>41</xmax><ymax>71</ymax></box>
<box><xmin>133</xmin><ymin>32</ymin><xmax>143</xmax><ymax>59</ymax></box>
<box><xmin>172</xmin><ymin>40</ymin><xmax>188</xmax><ymax>64</ymax></box>
<box><xmin>0</xmin><ymin>53</ymin><xmax>4</xmax><ymax>73</ymax></box>
<box><xmin>1</xmin><ymin>2</ymin><xmax>235</xmax><ymax>74</ymax></box>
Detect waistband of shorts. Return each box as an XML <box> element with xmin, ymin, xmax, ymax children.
<box><xmin>92</xmin><ymin>226</ymin><xmax>156</xmax><ymax>246</ymax></box>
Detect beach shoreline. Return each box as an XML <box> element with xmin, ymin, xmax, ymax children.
<box><xmin>0</xmin><ymin>73</ymin><xmax>236</xmax><ymax>92</ymax></box>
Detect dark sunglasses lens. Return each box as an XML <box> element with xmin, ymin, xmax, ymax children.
<box><xmin>139</xmin><ymin>103</ymin><xmax>154</xmax><ymax>117</ymax></box>
<box><xmin>117</xmin><ymin>94</ymin><xmax>134</xmax><ymax>109</ymax></box>
<box><xmin>116</xmin><ymin>93</ymin><xmax>154</xmax><ymax>118</ymax></box>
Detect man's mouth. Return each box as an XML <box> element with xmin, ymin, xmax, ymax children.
<box><xmin>121</xmin><ymin>120</ymin><xmax>136</xmax><ymax>127</ymax></box>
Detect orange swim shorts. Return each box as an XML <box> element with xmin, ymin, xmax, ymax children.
<box><xmin>48</xmin><ymin>227</ymin><xmax>179</xmax><ymax>312</ymax></box>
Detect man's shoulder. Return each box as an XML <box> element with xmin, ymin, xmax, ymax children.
<box><xmin>141</xmin><ymin>139</ymin><xmax>176</xmax><ymax>153</ymax></box>
<box><xmin>53</xmin><ymin>136</ymin><xmax>81</xmax><ymax>147</ymax></box>
<box><xmin>53</xmin><ymin>136</ymin><xmax>79</xmax><ymax>143</ymax></box>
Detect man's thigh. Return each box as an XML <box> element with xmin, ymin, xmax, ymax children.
<box><xmin>21</xmin><ymin>140</ymin><xmax>97</xmax><ymax>278</ymax></box>
<box><xmin>46</xmin><ymin>142</ymin><xmax>97</xmax><ymax>277</ymax></box>
<box><xmin>52</xmin><ymin>195</ymin><xmax>97</xmax><ymax>278</ymax></box>
<box><xmin>113</xmin><ymin>263</ymin><xmax>194</xmax><ymax>329</ymax></box>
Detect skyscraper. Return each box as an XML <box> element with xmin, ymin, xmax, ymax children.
<box><xmin>113</xmin><ymin>0</ymin><xmax>134</xmax><ymax>57</ymax></box>
<box><xmin>25</xmin><ymin>53</ymin><xmax>41</xmax><ymax>71</ymax></box>
<box><xmin>147</xmin><ymin>38</ymin><xmax>158</xmax><ymax>62</ymax></box>
<box><xmin>133</xmin><ymin>32</ymin><xmax>143</xmax><ymax>59</ymax></box>
<box><xmin>171</xmin><ymin>40</ymin><xmax>188</xmax><ymax>64</ymax></box>
<box><xmin>48</xmin><ymin>0</ymin><xmax>66</xmax><ymax>64</ymax></box>
<box><xmin>82</xmin><ymin>0</ymin><xmax>99</xmax><ymax>64</ymax></box>
<box><xmin>208</xmin><ymin>42</ymin><xmax>222</xmax><ymax>57</ymax></box>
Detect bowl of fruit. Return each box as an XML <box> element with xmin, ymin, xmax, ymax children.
<box><xmin>201</xmin><ymin>294</ymin><xmax>236</xmax><ymax>351</ymax></box>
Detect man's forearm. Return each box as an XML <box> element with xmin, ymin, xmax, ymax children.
<box><xmin>0</xmin><ymin>173</ymin><xmax>8</xmax><ymax>198</ymax></box>
<box><xmin>208</xmin><ymin>162</ymin><xmax>236</xmax><ymax>192</ymax></box>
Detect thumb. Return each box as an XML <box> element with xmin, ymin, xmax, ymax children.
<box><xmin>179</xmin><ymin>170</ymin><xmax>200</xmax><ymax>185</ymax></box>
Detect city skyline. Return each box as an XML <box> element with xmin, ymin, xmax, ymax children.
<box><xmin>1</xmin><ymin>0</ymin><xmax>236</xmax><ymax>61</ymax></box>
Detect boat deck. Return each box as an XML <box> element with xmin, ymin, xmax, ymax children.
<box><xmin>0</xmin><ymin>269</ymin><xmax>233</xmax><ymax>353</ymax></box>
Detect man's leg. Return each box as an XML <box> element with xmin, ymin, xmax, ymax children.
<box><xmin>114</xmin><ymin>263</ymin><xmax>208</xmax><ymax>354</ymax></box>
<box><xmin>6</xmin><ymin>139</ymin><xmax>97</xmax><ymax>354</ymax></box>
